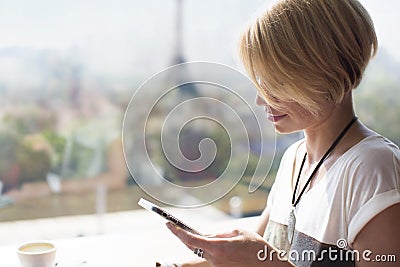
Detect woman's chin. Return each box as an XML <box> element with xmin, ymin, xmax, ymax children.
<box><xmin>274</xmin><ymin>124</ymin><xmax>301</xmax><ymax>135</ymax></box>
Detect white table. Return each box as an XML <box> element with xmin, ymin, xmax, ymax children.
<box><xmin>0</xmin><ymin>207</ymin><xmax>259</xmax><ymax>266</ymax></box>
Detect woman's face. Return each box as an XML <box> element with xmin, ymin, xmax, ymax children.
<box><xmin>255</xmin><ymin>94</ymin><xmax>335</xmax><ymax>134</ymax></box>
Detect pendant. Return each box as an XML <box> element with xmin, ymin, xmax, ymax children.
<box><xmin>288</xmin><ymin>207</ymin><xmax>296</xmax><ymax>244</ymax></box>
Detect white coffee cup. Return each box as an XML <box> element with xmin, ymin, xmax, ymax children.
<box><xmin>17</xmin><ymin>240</ymin><xmax>56</xmax><ymax>267</ymax></box>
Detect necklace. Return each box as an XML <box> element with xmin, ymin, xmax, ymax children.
<box><xmin>287</xmin><ymin>116</ymin><xmax>358</xmax><ymax>244</ymax></box>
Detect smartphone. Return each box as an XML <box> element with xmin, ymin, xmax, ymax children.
<box><xmin>138</xmin><ymin>198</ymin><xmax>203</xmax><ymax>236</ymax></box>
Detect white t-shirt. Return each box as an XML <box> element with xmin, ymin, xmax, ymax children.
<box><xmin>264</xmin><ymin>135</ymin><xmax>400</xmax><ymax>266</ymax></box>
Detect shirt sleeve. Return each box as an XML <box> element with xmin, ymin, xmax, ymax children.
<box><xmin>347</xmin><ymin>145</ymin><xmax>400</xmax><ymax>245</ymax></box>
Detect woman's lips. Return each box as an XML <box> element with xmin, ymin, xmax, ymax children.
<box><xmin>267</xmin><ymin>114</ymin><xmax>287</xmax><ymax>122</ymax></box>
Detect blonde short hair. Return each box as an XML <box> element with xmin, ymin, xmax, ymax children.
<box><xmin>239</xmin><ymin>0</ymin><xmax>378</xmax><ymax>115</ymax></box>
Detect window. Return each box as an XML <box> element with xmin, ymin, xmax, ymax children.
<box><xmin>0</xmin><ymin>0</ymin><xmax>398</xmax><ymax>247</ymax></box>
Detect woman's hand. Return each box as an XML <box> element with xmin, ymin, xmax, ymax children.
<box><xmin>166</xmin><ymin>222</ymin><xmax>270</xmax><ymax>267</ymax></box>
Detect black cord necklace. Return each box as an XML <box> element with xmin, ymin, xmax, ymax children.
<box><xmin>287</xmin><ymin>116</ymin><xmax>358</xmax><ymax>244</ymax></box>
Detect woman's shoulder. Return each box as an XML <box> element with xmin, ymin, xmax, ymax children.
<box><xmin>339</xmin><ymin>134</ymin><xmax>400</xmax><ymax>187</ymax></box>
<box><xmin>345</xmin><ymin>135</ymin><xmax>400</xmax><ymax>166</ymax></box>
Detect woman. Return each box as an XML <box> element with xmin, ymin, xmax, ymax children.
<box><xmin>165</xmin><ymin>0</ymin><xmax>400</xmax><ymax>266</ymax></box>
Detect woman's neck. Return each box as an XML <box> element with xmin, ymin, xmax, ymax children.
<box><xmin>303</xmin><ymin>93</ymin><xmax>357</xmax><ymax>164</ymax></box>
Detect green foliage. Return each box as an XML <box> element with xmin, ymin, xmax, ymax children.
<box><xmin>16</xmin><ymin>142</ymin><xmax>51</xmax><ymax>183</ymax></box>
<box><xmin>0</xmin><ymin>130</ymin><xmax>20</xmax><ymax>178</ymax></box>
<box><xmin>153</xmin><ymin>125</ymin><xmax>231</xmax><ymax>183</ymax></box>
<box><xmin>0</xmin><ymin>107</ymin><xmax>62</xmax><ymax>183</ymax></box>
<box><xmin>0</xmin><ymin>128</ymin><xmax>52</xmax><ymax>185</ymax></box>
<box><xmin>63</xmin><ymin>139</ymin><xmax>100</xmax><ymax>179</ymax></box>
<box><xmin>42</xmin><ymin>129</ymin><xmax>66</xmax><ymax>173</ymax></box>
<box><xmin>155</xmin><ymin>125</ymin><xmax>267</xmax><ymax>184</ymax></box>
<box><xmin>355</xmin><ymin>69</ymin><xmax>400</xmax><ymax>145</ymax></box>
<box><xmin>2</xmin><ymin>106</ymin><xmax>56</xmax><ymax>135</ymax></box>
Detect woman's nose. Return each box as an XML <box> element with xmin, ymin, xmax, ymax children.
<box><xmin>255</xmin><ymin>95</ymin><xmax>267</xmax><ymax>107</ymax></box>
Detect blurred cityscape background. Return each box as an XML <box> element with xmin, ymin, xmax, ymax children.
<box><xmin>0</xmin><ymin>0</ymin><xmax>399</xmax><ymax>242</ymax></box>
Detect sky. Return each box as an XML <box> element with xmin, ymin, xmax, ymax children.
<box><xmin>0</xmin><ymin>0</ymin><xmax>399</xmax><ymax>78</ymax></box>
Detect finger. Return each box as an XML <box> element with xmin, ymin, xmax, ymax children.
<box><xmin>165</xmin><ymin>224</ymin><xmax>196</xmax><ymax>252</ymax></box>
<box><xmin>166</xmin><ymin>222</ymin><xmax>209</xmax><ymax>249</ymax></box>
<box><xmin>166</xmin><ymin>223</ymin><xmax>210</xmax><ymax>260</ymax></box>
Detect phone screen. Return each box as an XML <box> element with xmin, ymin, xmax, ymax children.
<box><xmin>138</xmin><ymin>198</ymin><xmax>203</xmax><ymax>236</ymax></box>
